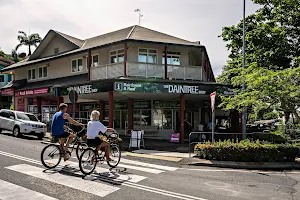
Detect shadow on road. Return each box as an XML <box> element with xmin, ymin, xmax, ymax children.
<box><xmin>42</xmin><ymin>165</ymin><xmax>133</xmax><ymax>186</ymax></box>
<box><xmin>0</xmin><ymin>131</ymin><xmax>42</xmax><ymax>141</ymax></box>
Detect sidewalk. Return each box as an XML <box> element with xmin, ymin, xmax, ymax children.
<box><xmin>187</xmin><ymin>157</ymin><xmax>300</xmax><ymax>170</ymax></box>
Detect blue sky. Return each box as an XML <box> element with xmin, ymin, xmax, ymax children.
<box><xmin>0</xmin><ymin>0</ymin><xmax>260</xmax><ymax>77</ymax></box>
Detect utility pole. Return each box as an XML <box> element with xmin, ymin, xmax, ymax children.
<box><xmin>134</xmin><ymin>9</ymin><xmax>143</xmax><ymax>25</ymax></box>
<box><xmin>242</xmin><ymin>0</ymin><xmax>247</xmax><ymax>140</ymax></box>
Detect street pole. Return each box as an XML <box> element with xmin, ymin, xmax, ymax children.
<box><xmin>242</xmin><ymin>0</ymin><xmax>247</xmax><ymax>140</ymax></box>
<box><xmin>212</xmin><ymin>110</ymin><xmax>215</xmax><ymax>143</ymax></box>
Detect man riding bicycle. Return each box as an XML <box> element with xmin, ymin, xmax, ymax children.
<box><xmin>51</xmin><ymin>103</ymin><xmax>84</xmax><ymax>161</ymax></box>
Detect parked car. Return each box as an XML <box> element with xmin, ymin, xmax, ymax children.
<box><xmin>0</xmin><ymin>109</ymin><xmax>47</xmax><ymax>140</ymax></box>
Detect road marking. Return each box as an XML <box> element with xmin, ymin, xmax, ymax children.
<box><xmin>6</xmin><ymin>164</ymin><xmax>120</xmax><ymax>197</ymax></box>
<box><xmin>120</xmin><ymin>158</ymin><xmax>178</xmax><ymax>171</ymax></box>
<box><xmin>0</xmin><ymin>150</ymin><xmax>208</xmax><ymax>200</ymax></box>
<box><xmin>61</xmin><ymin>160</ymin><xmax>147</xmax><ymax>183</ymax></box>
<box><xmin>0</xmin><ymin>179</ymin><xmax>58</xmax><ymax>200</ymax></box>
<box><xmin>125</xmin><ymin>152</ymin><xmax>182</xmax><ymax>162</ymax></box>
<box><xmin>117</xmin><ymin>163</ymin><xmax>164</xmax><ymax>174</ymax></box>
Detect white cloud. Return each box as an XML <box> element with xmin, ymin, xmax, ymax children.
<box><xmin>0</xmin><ymin>0</ymin><xmax>260</xmax><ymax>76</ymax></box>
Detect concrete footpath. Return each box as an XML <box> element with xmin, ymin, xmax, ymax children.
<box><xmin>187</xmin><ymin>157</ymin><xmax>300</xmax><ymax>170</ymax></box>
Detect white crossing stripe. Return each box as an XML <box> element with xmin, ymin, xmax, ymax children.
<box><xmin>117</xmin><ymin>163</ymin><xmax>164</xmax><ymax>174</ymax></box>
<box><xmin>120</xmin><ymin>158</ymin><xmax>178</xmax><ymax>171</ymax></box>
<box><xmin>62</xmin><ymin>160</ymin><xmax>147</xmax><ymax>183</ymax></box>
<box><xmin>0</xmin><ymin>179</ymin><xmax>58</xmax><ymax>200</ymax></box>
<box><xmin>6</xmin><ymin>164</ymin><xmax>120</xmax><ymax>197</ymax></box>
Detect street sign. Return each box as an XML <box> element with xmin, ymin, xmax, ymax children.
<box><xmin>68</xmin><ymin>90</ymin><xmax>78</xmax><ymax>118</ymax></box>
<box><xmin>68</xmin><ymin>90</ymin><xmax>78</xmax><ymax>104</ymax></box>
<box><xmin>210</xmin><ymin>91</ymin><xmax>216</xmax><ymax>111</ymax></box>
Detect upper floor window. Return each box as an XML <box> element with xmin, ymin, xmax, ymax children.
<box><xmin>92</xmin><ymin>55</ymin><xmax>99</xmax><ymax>67</ymax></box>
<box><xmin>110</xmin><ymin>49</ymin><xmax>124</xmax><ymax>64</ymax></box>
<box><xmin>138</xmin><ymin>48</ymin><xmax>157</xmax><ymax>63</ymax></box>
<box><xmin>162</xmin><ymin>51</ymin><xmax>181</xmax><ymax>65</ymax></box>
<box><xmin>28</xmin><ymin>68</ymin><xmax>36</xmax><ymax>80</ymax></box>
<box><xmin>38</xmin><ymin>66</ymin><xmax>48</xmax><ymax>79</ymax></box>
<box><xmin>0</xmin><ymin>75</ymin><xmax>4</xmax><ymax>82</ymax></box>
<box><xmin>71</xmin><ymin>58</ymin><xmax>83</xmax><ymax>73</ymax></box>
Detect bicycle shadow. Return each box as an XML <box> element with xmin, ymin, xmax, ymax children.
<box><xmin>42</xmin><ymin>164</ymin><xmax>134</xmax><ymax>186</ymax></box>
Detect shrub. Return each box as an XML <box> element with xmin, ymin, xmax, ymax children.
<box><xmin>194</xmin><ymin>139</ymin><xmax>300</xmax><ymax>162</ymax></box>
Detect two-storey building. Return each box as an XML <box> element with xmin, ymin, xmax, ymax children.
<box><xmin>0</xmin><ymin>25</ymin><xmax>238</xmax><ymax>142</ymax></box>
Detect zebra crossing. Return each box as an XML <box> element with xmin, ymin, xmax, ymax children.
<box><xmin>0</xmin><ymin>150</ymin><xmax>183</xmax><ymax>199</ymax></box>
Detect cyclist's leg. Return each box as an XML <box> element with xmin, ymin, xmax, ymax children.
<box><xmin>58</xmin><ymin>138</ymin><xmax>66</xmax><ymax>152</ymax></box>
<box><xmin>100</xmin><ymin>141</ymin><xmax>111</xmax><ymax>160</ymax></box>
<box><xmin>65</xmin><ymin>133</ymin><xmax>75</xmax><ymax>150</ymax></box>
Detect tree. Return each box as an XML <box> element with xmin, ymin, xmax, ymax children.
<box><xmin>15</xmin><ymin>31</ymin><xmax>41</xmax><ymax>55</ymax></box>
<box><xmin>217</xmin><ymin>0</ymin><xmax>300</xmax><ymax>123</ymax></box>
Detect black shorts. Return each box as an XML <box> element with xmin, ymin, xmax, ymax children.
<box><xmin>54</xmin><ymin>132</ymin><xmax>70</xmax><ymax>138</ymax></box>
<box><xmin>87</xmin><ymin>137</ymin><xmax>102</xmax><ymax>147</ymax></box>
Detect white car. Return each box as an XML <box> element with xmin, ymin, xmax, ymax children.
<box><xmin>0</xmin><ymin>109</ymin><xmax>47</xmax><ymax>140</ymax></box>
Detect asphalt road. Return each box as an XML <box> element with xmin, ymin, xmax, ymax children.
<box><xmin>0</xmin><ymin>131</ymin><xmax>300</xmax><ymax>200</ymax></box>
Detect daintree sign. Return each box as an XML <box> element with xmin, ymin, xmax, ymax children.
<box><xmin>67</xmin><ymin>85</ymin><xmax>98</xmax><ymax>94</ymax></box>
<box><xmin>114</xmin><ymin>82</ymin><xmax>207</xmax><ymax>95</ymax></box>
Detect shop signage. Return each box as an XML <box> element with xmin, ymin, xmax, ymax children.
<box><xmin>1</xmin><ymin>88</ymin><xmax>14</xmax><ymax>96</ymax></box>
<box><xmin>60</xmin><ymin>82</ymin><xmax>113</xmax><ymax>96</ymax></box>
<box><xmin>114</xmin><ymin>82</ymin><xmax>207</xmax><ymax>95</ymax></box>
<box><xmin>80</xmin><ymin>104</ymin><xmax>95</xmax><ymax>111</ymax></box>
<box><xmin>15</xmin><ymin>87</ymin><xmax>49</xmax><ymax>97</ymax></box>
<box><xmin>210</xmin><ymin>91</ymin><xmax>216</xmax><ymax>111</ymax></box>
<box><xmin>67</xmin><ymin>85</ymin><xmax>98</xmax><ymax>95</ymax></box>
<box><xmin>153</xmin><ymin>101</ymin><xmax>180</xmax><ymax>109</ymax></box>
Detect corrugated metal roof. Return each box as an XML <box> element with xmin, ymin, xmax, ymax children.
<box><xmin>2</xmin><ymin>25</ymin><xmax>202</xmax><ymax>71</ymax></box>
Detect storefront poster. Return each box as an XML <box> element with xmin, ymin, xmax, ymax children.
<box><xmin>1</xmin><ymin>88</ymin><xmax>14</xmax><ymax>96</ymax></box>
<box><xmin>169</xmin><ymin>132</ymin><xmax>180</xmax><ymax>143</ymax></box>
<box><xmin>114</xmin><ymin>82</ymin><xmax>207</xmax><ymax>95</ymax></box>
<box><xmin>153</xmin><ymin>101</ymin><xmax>180</xmax><ymax>109</ymax></box>
<box><xmin>17</xmin><ymin>98</ymin><xmax>24</xmax><ymax>112</ymax></box>
<box><xmin>15</xmin><ymin>87</ymin><xmax>49</xmax><ymax>97</ymax></box>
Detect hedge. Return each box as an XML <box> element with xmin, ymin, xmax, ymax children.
<box><xmin>194</xmin><ymin>140</ymin><xmax>300</xmax><ymax>162</ymax></box>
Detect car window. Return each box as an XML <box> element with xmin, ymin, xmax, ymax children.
<box><xmin>16</xmin><ymin>113</ymin><xmax>38</xmax><ymax>122</ymax></box>
<box><xmin>7</xmin><ymin>111</ymin><xmax>15</xmax><ymax>119</ymax></box>
<box><xmin>0</xmin><ymin>111</ymin><xmax>6</xmax><ymax>118</ymax></box>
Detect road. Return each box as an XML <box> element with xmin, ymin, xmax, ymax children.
<box><xmin>0</xmin><ymin>131</ymin><xmax>300</xmax><ymax>200</ymax></box>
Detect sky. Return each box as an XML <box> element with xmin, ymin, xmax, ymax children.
<box><xmin>0</xmin><ymin>0</ymin><xmax>260</xmax><ymax>77</ymax></box>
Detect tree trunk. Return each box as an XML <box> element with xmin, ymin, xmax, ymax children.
<box><xmin>28</xmin><ymin>45</ymin><xmax>31</xmax><ymax>55</ymax></box>
<box><xmin>292</xmin><ymin>110</ymin><xmax>300</xmax><ymax>124</ymax></box>
<box><xmin>285</xmin><ymin>111</ymin><xmax>291</xmax><ymax>123</ymax></box>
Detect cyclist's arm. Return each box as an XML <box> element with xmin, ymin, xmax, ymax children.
<box><xmin>63</xmin><ymin>113</ymin><xmax>83</xmax><ymax>127</ymax></box>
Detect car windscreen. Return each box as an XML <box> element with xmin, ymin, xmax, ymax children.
<box><xmin>16</xmin><ymin>113</ymin><xmax>38</xmax><ymax>122</ymax></box>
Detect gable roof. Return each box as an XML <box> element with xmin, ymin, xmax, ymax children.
<box><xmin>2</xmin><ymin>25</ymin><xmax>203</xmax><ymax>72</ymax></box>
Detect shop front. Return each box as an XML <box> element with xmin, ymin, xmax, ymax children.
<box><xmin>57</xmin><ymin>79</ymin><xmax>234</xmax><ymax>143</ymax></box>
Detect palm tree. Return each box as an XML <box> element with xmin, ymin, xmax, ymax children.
<box><xmin>16</xmin><ymin>31</ymin><xmax>42</xmax><ymax>56</ymax></box>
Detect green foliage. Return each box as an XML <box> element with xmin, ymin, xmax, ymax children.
<box><xmin>0</xmin><ymin>50</ymin><xmax>14</xmax><ymax>61</ymax></box>
<box><xmin>194</xmin><ymin>139</ymin><xmax>300</xmax><ymax>162</ymax></box>
<box><xmin>217</xmin><ymin>0</ymin><xmax>300</xmax><ymax>123</ymax></box>
<box><xmin>16</xmin><ymin>31</ymin><xmax>42</xmax><ymax>55</ymax></box>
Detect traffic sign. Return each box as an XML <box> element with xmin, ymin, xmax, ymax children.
<box><xmin>210</xmin><ymin>91</ymin><xmax>216</xmax><ymax>111</ymax></box>
<box><xmin>68</xmin><ymin>90</ymin><xmax>78</xmax><ymax>104</ymax></box>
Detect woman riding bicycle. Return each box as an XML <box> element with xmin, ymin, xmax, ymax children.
<box><xmin>87</xmin><ymin>110</ymin><xmax>114</xmax><ymax>161</ymax></box>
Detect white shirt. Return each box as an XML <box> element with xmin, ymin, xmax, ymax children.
<box><xmin>87</xmin><ymin>121</ymin><xmax>107</xmax><ymax>139</ymax></box>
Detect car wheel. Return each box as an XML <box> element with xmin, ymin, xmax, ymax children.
<box><xmin>37</xmin><ymin>133</ymin><xmax>45</xmax><ymax>140</ymax></box>
<box><xmin>0</xmin><ymin>129</ymin><xmax>2</xmax><ymax>133</ymax></box>
<box><xmin>13</xmin><ymin>126</ymin><xmax>22</xmax><ymax>138</ymax></box>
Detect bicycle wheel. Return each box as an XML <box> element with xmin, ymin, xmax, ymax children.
<box><xmin>79</xmin><ymin>147</ymin><xmax>97</xmax><ymax>175</ymax></box>
<box><xmin>107</xmin><ymin>144</ymin><xmax>121</xmax><ymax>168</ymax></box>
<box><xmin>41</xmin><ymin>144</ymin><xmax>62</xmax><ymax>169</ymax></box>
<box><xmin>76</xmin><ymin>142</ymin><xmax>88</xmax><ymax>160</ymax></box>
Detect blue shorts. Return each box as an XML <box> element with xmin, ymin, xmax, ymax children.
<box><xmin>53</xmin><ymin>132</ymin><xmax>70</xmax><ymax>138</ymax></box>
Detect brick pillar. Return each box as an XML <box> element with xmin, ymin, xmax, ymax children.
<box><xmin>180</xmin><ymin>94</ymin><xmax>185</xmax><ymax>144</ymax></box>
<box><xmin>37</xmin><ymin>97</ymin><xmax>42</xmax><ymax>121</ymax></box>
<box><xmin>99</xmin><ymin>100</ymin><xmax>104</xmax><ymax>123</ymax></box>
<box><xmin>108</xmin><ymin>92</ymin><xmax>114</xmax><ymax>128</ymax></box>
<box><xmin>128</xmin><ymin>98</ymin><xmax>133</xmax><ymax>134</ymax></box>
<box><xmin>57</xmin><ymin>97</ymin><xmax>63</xmax><ymax>111</ymax></box>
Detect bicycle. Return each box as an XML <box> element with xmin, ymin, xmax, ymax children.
<box><xmin>79</xmin><ymin>131</ymin><xmax>122</xmax><ymax>175</ymax></box>
<box><xmin>40</xmin><ymin>126</ymin><xmax>88</xmax><ymax>169</ymax></box>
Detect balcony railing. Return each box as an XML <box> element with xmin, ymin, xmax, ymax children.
<box><xmin>90</xmin><ymin>62</ymin><xmax>204</xmax><ymax>81</ymax></box>
<box><xmin>91</xmin><ymin>62</ymin><xmax>124</xmax><ymax>80</ymax></box>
